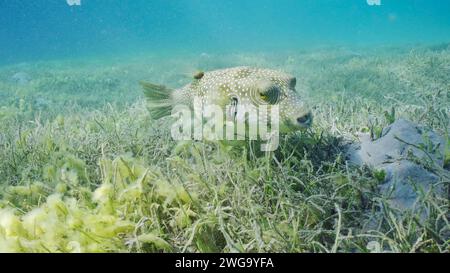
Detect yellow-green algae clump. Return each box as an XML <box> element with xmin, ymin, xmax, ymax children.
<box><xmin>0</xmin><ymin>156</ymin><xmax>192</xmax><ymax>252</ymax></box>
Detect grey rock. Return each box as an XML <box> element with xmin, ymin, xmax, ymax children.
<box><xmin>348</xmin><ymin>119</ymin><xmax>444</xmax><ymax>167</ymax></box>
<box><xmin>11</xmin><ymin>72</ymin><xmax>32</xmax><ymax>85</ymax></box>
<box><xmin>346</xmin><ymin>119</ymin><xmax>447</xmax><ymax>211</ymax></box>
<box><xmin>378</xmin><ymin>161</ymin><xmax>441</xmax><ymax>210</ymax></box>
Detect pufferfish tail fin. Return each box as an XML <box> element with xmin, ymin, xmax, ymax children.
<box><xmin>140</xmin><ymin>81</ymin><xmax>174</xmax><ymax>119</ymax></box>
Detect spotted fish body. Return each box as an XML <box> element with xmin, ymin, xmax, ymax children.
<box><xmin>141</xmin><ymin>66</ymin><xmax>312</xmax><ymax>132</ymax></box>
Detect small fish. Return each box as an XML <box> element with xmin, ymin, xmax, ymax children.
<box><xmin>140</xmin><ymin>66</ymin><xmax>312</xmax><ymax>133</ymax></box>
<box><xmin>66</xmin><ymin>0</ymin><xmax>81</xmax><ymax>6</ymax></box>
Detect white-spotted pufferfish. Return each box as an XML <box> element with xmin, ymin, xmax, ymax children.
<box><xmin>140</xmin><ymin>66</ymin><xmax>312</xmax><ymax>136</ymax></box>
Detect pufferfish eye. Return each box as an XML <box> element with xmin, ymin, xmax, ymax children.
<box><xmin>259</xmin><ymin>85</ymin><xmax>281</xmax><ymax>105</ymax></box>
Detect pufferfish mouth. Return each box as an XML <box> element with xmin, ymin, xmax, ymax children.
<box><xmin>280</xmin><ymin>112</ymin><xmax>313</xmax><ymax>132</ymax></box>
<box><xmin>296</xmin><ymin>112</ymin><xmax>313</xmax><ymax>128</ymax></box>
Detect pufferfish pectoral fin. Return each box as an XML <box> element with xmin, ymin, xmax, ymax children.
<box><xmin>140</xmin><ymin>81</ymin><xmax>174</xmax><ymax>119</ymax></box>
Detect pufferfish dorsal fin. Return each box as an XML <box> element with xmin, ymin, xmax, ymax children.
<box><xmin>193</xmin><ymin>71</ymin><xmax>205</xmax><ymax>80</ymax></box>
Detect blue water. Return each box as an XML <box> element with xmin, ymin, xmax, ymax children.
<box><xmin>1</xmin><ymin>0</ymin><xmax>450</xmax><ymax>64</ymax></box>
